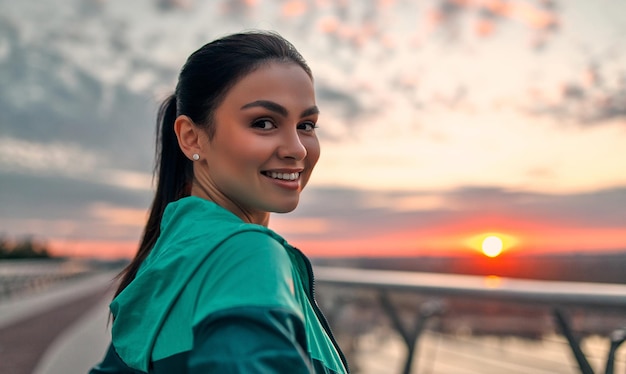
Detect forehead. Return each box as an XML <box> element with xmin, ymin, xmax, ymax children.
<box><xmin>219</xmin><ymin>62</ymin><xmax>316</xmax><ymax>110</ymax></box>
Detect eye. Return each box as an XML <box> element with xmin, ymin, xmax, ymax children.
<box><xmin>298</xmin><ymin>121</ymin><xmax>318</xmax><ymax>132</ymax></box>
<box><xmin>251</xmin><ymin>119</ymin><xmax>276</xmax><ymax>130</ymax></box>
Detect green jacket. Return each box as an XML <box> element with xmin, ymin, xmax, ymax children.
<box><xmin>89</xmin><ymin>196</ymin><xmax>348</xmax><ymax>373</ymax></box>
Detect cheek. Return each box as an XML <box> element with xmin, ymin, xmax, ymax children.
<box><xmin>217</xmin><ymin>133</ymin><xmax>269</xmax><ymax>167</ymax></box>
<box><xmin>304</xmin><ymin>137</ymin><xmax>321</xmax><ymax>167</ymax></box>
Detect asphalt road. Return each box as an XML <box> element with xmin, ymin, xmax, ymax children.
<box><xmin>0</xmin><ymin>273</ymin><xmax>115</xmax><ymax>374</ymax></box>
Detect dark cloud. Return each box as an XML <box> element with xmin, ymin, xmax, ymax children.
<box><xmin>439</xmin><ymin>186</ymin><xmax>626</xmax><ymax>228</ymax></box>
<box><xmin>526</xmin><ymin>59</ymin><xmax>626</xmax><ymax>125</ymax></box>
<box><xmin>0</xmin><ymin>17</ymin><xmax>163</xmax><ymax>172</ymax></box>
<box><xmin>285</xmin><ymin>185</ymin><xmax>626</xmax><ymax>241</ymax></box>
<box><xmin>315</xmin><ymin>84</ymin><xmax>365</xmax><ymax>121</ymax></box>
<box><xmin>513</xmin><ymin>188</ymin><xmax>626</xmax><ymax>228</ymax></box>
<box><xmin>527</xmin><ymin>83</ymin><xmax>626</xmax><ymax>124</ymax></box>
<box><xmin>0</xmin><ymin>172</ymin><xmax>151</xmax><ymax>222</ymax></box>
<box><xmin>1</xmin><ymin>168</ymin><xmax>625</xmax><ymax>246</ymax></box>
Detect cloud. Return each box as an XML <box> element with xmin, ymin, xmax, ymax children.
<box><xmin>0</xmin><ymin>135</ymin><xmax>153</xmax><ymax>190</ymax></box>
<box><xmin>0</xmin><ymin>136</ymin><xmax>98</xmax><ymax>176</ymax></box>
<box><xmin>524</xmin><ymin>57</ymin><xmax>626</xmax><ymax>125</ymax></box>
<box><xmin>89</xmin><ymin>203</ymin><xmax>148</xmax><ymax>227</ymax></box>
<box><xmin>0</xmin><ymin>172</ymin><xmax>151</xmax><ymax>222</ymax></box>
<box><xmin>282</xmin><ymin>185</ymin><xmax>626</xmax><ymax>243</ymax></box>
<box><xmin>514</xmin><ymin>187</ymin><xmax>626</xmax><ymax>228</ymax></box>
<box><xmin>527</xmin><ymin>82</ymin><xmax>626</xmax><ymax>124</ymax></box>
<box><xmin>315</xmin><ymin>84</ymin><xmax>365</xmax><ymax>120</ymax></box>
<box><xmin>3</xmin><ymin>170</ymin><xmax>624</xmax><ymax>256</ymax></box>
<box><xmin>426</xmin><ymin>0</ymin><xmax>560</xmax><ymax>45</ymax></box>
<box><xmin>0</xmin><ymin>169</ymin><xmax>152</xmax><ymax>244</ymax></box>
<box><xmin>0</xmin><ymin>24</ymin><xmax>159</xmax><ymax>174</ymax></box>
<box><xmin>97</xmin><ymin>169</ymin><xmax>153</xmax><ymax>191</ymax></box>
<box><xmin>312</xmin><ymin>82</ymin><xmax>375</xmax><ymax>141</ymax></box>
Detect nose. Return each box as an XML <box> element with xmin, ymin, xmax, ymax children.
<box><xmin>278</xmin><ymin>130</ymin><xmax>307</xmax><ymax>161</ymax></box>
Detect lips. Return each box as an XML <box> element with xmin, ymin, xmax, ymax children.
<box><xmin>262</xmin><ymin>171</ymin><xmax>301</xmax><ymax>181</ymax></box>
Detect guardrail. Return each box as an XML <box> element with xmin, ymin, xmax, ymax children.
<box><xmin>314</xmin><ymin>266</ymin><xmax>626</xmax><ymax>374</ymax></box>
<box><xmin>0</xmin><ymin>259</ymin><xmax>94</xmax><ymax>300</ymax></box>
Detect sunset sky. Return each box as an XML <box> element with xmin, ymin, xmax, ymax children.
<box><xmin>0</xmin><ymin>0</ymin><xmax>625</xmax><ymax>259</ymax></box>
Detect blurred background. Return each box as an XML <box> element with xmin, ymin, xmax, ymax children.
<box><xmin>0</xmin><ymin>0</ymin><xmax>625</xmax><ymax>373</ymax></box>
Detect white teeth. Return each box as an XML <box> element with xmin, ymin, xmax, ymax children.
<box><xmin>266</xmin><ymin>172</ymin><xmax>300</xmax><ymax>181</ymax></box>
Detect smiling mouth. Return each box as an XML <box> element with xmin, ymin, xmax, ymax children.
<box><xmin>262</xmin><ymin>171</ymin><xmax>301</xmax><ymax>181</ymax></box>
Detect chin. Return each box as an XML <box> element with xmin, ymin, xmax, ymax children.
<box><xmin>270</xmin><ymin>199</ymin><xmax>300</xmax><ymax>214</ymax></box>
<box><xmin>272</xmin><ymin>205</ymin><xmax>298</xmax><ymax>214</ymax></box>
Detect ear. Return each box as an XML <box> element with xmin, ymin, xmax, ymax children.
<box><xmin>174</xmin><ymin>115</ymin><xmax>203</xmax><ymax>160</ymax></box>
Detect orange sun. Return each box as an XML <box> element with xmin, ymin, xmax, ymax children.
<box><xmin>464</xmin><ymin>232</ymin><xmax>519</xmax><ymax>257</ymax></box>
<box><xmin>481</xmin><ymin>235</ymin><xmax>503</xmax><ymax>258</ymax></box>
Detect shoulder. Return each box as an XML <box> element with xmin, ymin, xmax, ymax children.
<box><xmin>205</xmin><ymin>228</ymin><xmax>294</xmax><ymax>288</ymax></box>
<box><xmin>217</xmin><ymin>228</ymin><xmax>291</xmax><ymax>266</ymax></box>
<box><xmin>191</xmin><ymin>228</ymin><xmax>301</xmax><ymax>325</ymax></box>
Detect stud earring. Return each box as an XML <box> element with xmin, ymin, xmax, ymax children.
<box><xmin>192</xmin><ymin>153</ymin><xmax>200</xmax><ymax>161</ymax></box>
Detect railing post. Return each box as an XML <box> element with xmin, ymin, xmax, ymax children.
<box><xmin>553</xmin><ymin>308</ymin><xmax>595</xmax><ymax>374</ymax></box>
<box><xmin>604</xmin><ymin>328</ymin><xmax>626</xmax><ymax>374</ymax></box>
<box><xmin>378</xmin><ymin>292</ymin><xmax>443</xmax><ymax>374</ymax></box>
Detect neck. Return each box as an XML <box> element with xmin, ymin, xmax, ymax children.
<box><xmin>190</xmin><ymin>181</ymin><xmax>270</xmax><ymax>226</ymax></box>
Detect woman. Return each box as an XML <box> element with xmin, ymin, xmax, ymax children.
<box><xmin>89</xmin><ymin>31</ymin><xmax>348</xmax><ymax>373</ymax></box>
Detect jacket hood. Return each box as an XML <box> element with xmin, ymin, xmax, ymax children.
<box><xmin>110</xmin><ymin>197</ymin><xmax>280</xmax><ymax>372</ymax></box>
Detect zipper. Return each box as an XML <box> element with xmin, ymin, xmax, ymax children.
<box><xmin>293</xmin><ymin>247</ymin><xmax>350</xmax><ymax>373</ymax></box>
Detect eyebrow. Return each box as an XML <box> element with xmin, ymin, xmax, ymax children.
<box><xmin>241</xmin><ymin>100</ymin><xmax>319</xmax><ymax>118</ymax></box>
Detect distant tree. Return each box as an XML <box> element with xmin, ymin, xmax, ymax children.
<box><xmin>0</xmin><ymin>235</ymin><xmax>9</xmax><ymax>257</ymax></box>
<box><xmin>0</xmin><ymin>235</ymin><xmax>51</xmax><ymax>259</ymax></box>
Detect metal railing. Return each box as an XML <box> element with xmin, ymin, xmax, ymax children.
<box><xmin>314</xmin><ymin>267</ymin><xmax>626</xmax><ymax>374</ymax></box>
<box><xmin>0</xmin><ymin>259</ymin><xmax>94</xmax><ymax>300</ymax></box>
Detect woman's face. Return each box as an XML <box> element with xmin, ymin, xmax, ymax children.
<box><xmin>194</xmin><ymin>62</ymin><xmax>320</xmax><ymax>223</ymax></box>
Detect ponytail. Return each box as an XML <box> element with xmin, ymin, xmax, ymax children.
<box><xmin>115</xmin><ymin>95</ymin><xmax>193</xmax><ymax>297</ymax></box>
